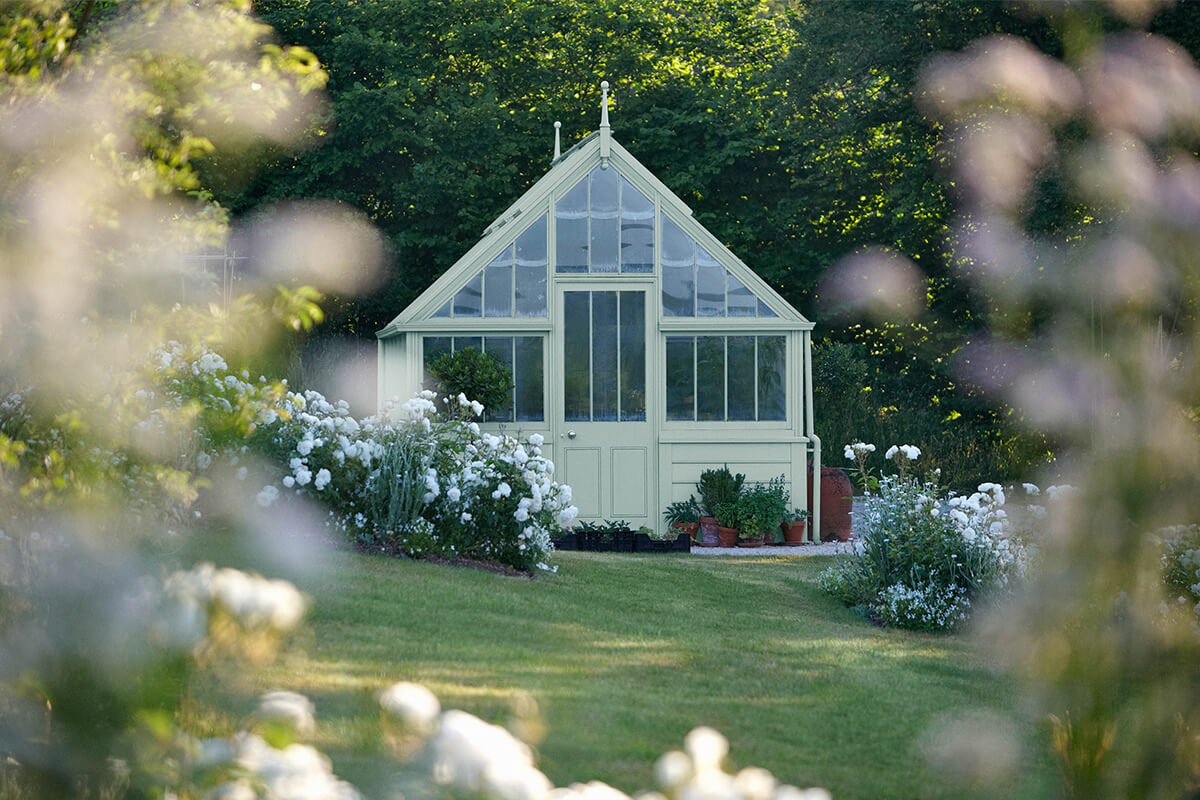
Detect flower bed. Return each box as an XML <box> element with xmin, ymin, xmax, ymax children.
<box><xmin>249</xmin><ymin>389</ymin><xmax>579</xmax><ymax>573</ymax></box>
<box><xmin>820</xmin><ymin>442</ymin><xmax>1042</xmax><ymax>632</ymax></box>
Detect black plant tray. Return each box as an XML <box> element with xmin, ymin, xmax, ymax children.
<box><xmin>552</xmin><ymin>531</ymin><xmax>689</xmax><ymax>553</ymax></box>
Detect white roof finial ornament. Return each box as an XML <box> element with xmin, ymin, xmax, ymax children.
<box><xmin>553</xmin><ymin>120</ymin><xmax>561</xmax><ymax>161</ymax></box>
<box><xmin>599</xmin><ymin>81</ymin><xmax>611</xmax><ymax>165</ymax></box>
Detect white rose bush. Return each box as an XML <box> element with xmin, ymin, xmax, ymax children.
<box><xmin>248</xmin><ymin>387</ymin><xmax>577</xmax><ymax>573</ymax></box>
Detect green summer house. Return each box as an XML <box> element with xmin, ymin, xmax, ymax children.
<box><xmin>377</xmin><ymin>85</ymin><xmax>824</xmax><ymax>539</ymax></box>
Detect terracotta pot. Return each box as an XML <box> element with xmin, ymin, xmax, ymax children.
<box><xmin>716</xmin><ymin>525</ymin><xmax>739</xmax><ymax>548</ymax></box>
<box><xmin>808</xmin><ymin>466</ymin><xmax>853</xmax><ymax>542</ymax></box>
<box><xmin>780</xmin><ymin>520</ymin><xmax>808</xmax><ymax>545</ymax></box>
<box><xmin>737</xmin><ymin>533</ymin><xmax>765</xmax><ymax>547</ymax></box>
<box><xmin>672</xmin><ymin>521</ymin><xmax>700</xmax><ymax>544</ymax></box>
<box><xmin>696</xmin><ymin>516</ymin><xmax>720</xmax><ymax>547</ymax></box>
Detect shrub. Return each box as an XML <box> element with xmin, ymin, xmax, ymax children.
<box><xmin>732</xmin><ymin>476</ymin><xmax>789</xmax><ymax>540</ymax></box>
<box><xmin>427</xmin><ymin>347</ymin><xmax>513</xmax><ymax>420</ymax></box>
<box><xmin>1160</xmin><ymin>524</ymin><xmax>1200</xmax><ymax>617</ymax></box>
<box><xmin>819</xmin><ymin>456</ymin><xmax>1027</xmax><ymax>631</ymax></box>
<box><xmin>696</xmin><ymin>466</ymin><xmax>744</xmax><ymax>518</ymax></box>
<box><xmin>252</xmin><ymin>389</ymin><xmax>577</xmax><ymax>573</ymax></box>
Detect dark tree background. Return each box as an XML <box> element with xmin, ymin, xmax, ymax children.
<box><xmin>192</xmin><ymin>0</ymin><xmax>1200</xmax><ymax>486</ymax></box>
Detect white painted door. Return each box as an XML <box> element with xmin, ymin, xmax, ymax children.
<box><xmin>556</xmin><ymin>285</ymin><xmax>655</xmax><ymax>526</ymax></box>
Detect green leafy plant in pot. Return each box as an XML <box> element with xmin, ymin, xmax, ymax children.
<box><xmin>697</xmin><ymin>466</ymin><xmax>745</xmax><ymax>547</ymax></box>
<box><xmin>781</xmin><ymin>507</ymin><xmax>811</xmax><ymax>545</ymax></box>
<box><xmin>712</xmin><ymin>501</ymin><xmax>741</xmax><ymax>548</ymax></box>
<box><xmin>734</xmin><ymin>477</ymin><xmax>790</xmax><ymax>547</ymax></box>
<box><xmin>664</xmin><ymin>497</ymin><xmax>701</xmax><ymax>543</ymax></box>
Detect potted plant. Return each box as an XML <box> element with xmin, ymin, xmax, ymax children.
<box><xmin>696</xmin><ymin>466</ymin><xmax>745</xmax><ymax>547</ymax></box>
<box><xmin>712</xmin><ymin>501</ymin><xmax>740</xmax><ymax>548</ymax></box>
<box><xmin>780</xmin><ymin>507</ymin><xmax>811</xmax><ymax>545</ymax></box>
<box><xmin>732</xmin><ymin>478</ymin><xmax>789</xmax><ymax>548</ymax></box>
<box><xmin>663</xmin><ymin>498</ymin><xmax>701</xmax><ymax>543</ymax></box>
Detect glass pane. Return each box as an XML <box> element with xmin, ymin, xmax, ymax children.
<box><xmin>515</xmin><ymin>336</ymin><xmax>544</xmax><ymax>422</ymax></box>
<box><xmin>665</xmin><ymin>336</ymin><xmax>694</xmax><ymax>421</ymax></box>
<box><xmin>423</xmin><ymin>336</ymin><xmax>451</xmax><ymax>390</ymax></box>
<box><xmin>727</xmin><ymin>336</ymin><xmax>755</xmax><ymax>420</ymax></box>
<box><xmin>620</xmin><ymin>177</ymin><xmax>654</xmax><ymax>273</ymax></box>
<box><xmin>661</xmin><ymin>216</ymin><xmax>694</xmax><ymax>317</ymax></box>
<box><xmin>484</xmin><ymin>248</ymin><xmax>513</xmax><ymax>317</ymax></box>
<box><xmin>696</xmin><ymin>336</ymin><xmax>725</xmax><ymax>420</ymax></box>
<box><xmin>757</xmin><ymin>336</ymin><xmax>787</xmax><ymax>421</ymax></box>
<box><xmin>433</xmin><ymin>299</ymin><xmax>451</xmax><ymax>318</ymax></box>
<box><xmin>757</xmin><ymin>298</ymin><xmax>777</xmax><ymax>317</ymax></box>
<box><xmin>515</xmin><ymin>215</ymin><xmax>547</xmax><ymax>317</ymax></box>
<box><xmin>555</xmin><ymin>178</ymin><xmax>589</xmax><ymax>273</ymax></box>
<box><xmin>589</xmin><ymin>166</ymin><xmax>619</xmax><ymax>273</ymax></box>
<box><xmin>619</xmin><ymin>292</ymin><xmax>645</xmax><ymax>421</ymax></box>
<box><xmin>484</xmin><ymin>337</ymin><xmax>514</xmax><ymax>422</ymax></box>
<box><xmin>726</xmin><ymin>271</ymin><xmax>756</xmax><ymax>317</ymax></box>
<box><xmin>454</xmin><ymin>336</ymin><xmax>482</xmax><ymax>354</ymax></box>
<box><xmin>696</xmin><ymin>247</ymin><xmax>724</xmax><ymax>317</ymax></box>
<box><xmin>591</xmin><ymin>291</ymin><xmax>618</xmax><ymax>421</ymax></box>
<box><xmin>563</xmin><ymin>291</ymin><xmax>590</xmax><ymax>421</ymax></box>
<box><xmin>453</xmin><ymin>273</ymin><xmax>483</xmax><ymax>317</ymax></box>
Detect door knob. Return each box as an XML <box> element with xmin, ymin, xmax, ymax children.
<box><xmin>567</xmin><ymin>430</ymin><xmax>577</xmax><ymax>439</ymax></box>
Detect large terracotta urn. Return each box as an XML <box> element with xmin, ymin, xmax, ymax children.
<box><xmin>808</xmin><ymin>466</ymin><xmax>854</xmax><ymax>542</ymax></box>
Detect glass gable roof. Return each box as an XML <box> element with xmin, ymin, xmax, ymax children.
<box><xmin>660</xmin><ymin>215</ymin><xmax>776</xmax><ymax>318</ymax></box>
<box><xmin>556</xmin><ymin>165</ymin><xmax>653</xmax><ymax>274</ymax></box>
<box><xmin>434</xmin><ymin>213</ymin><xmax>548</xmax><ymax>319</ymax></box>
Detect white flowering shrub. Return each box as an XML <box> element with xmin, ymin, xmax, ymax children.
<box><xmin>1160</xmin><ymin>525</ymin><xmax>1200</xmax><ymax>622</ymax></box>
<box><xmin>376</xmin><ymin>684</ymin><xmax>833</xmax><ymax>800</ymax></box>
<box><xmin>821</xmin><ymin>443</ymin><xmax>1030</xmax><ymax>631</ymax></box>
<box><xmin>873</xmin><ymin>582</ymin><xmax>970</xmax><ymax>633</ymax></box>
<box><xmin>250</xmin><ymin>389</ymin><xmax>577</xmax><ymax>573</ymax></box>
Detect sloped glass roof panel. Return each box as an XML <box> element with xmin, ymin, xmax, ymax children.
<box><xmin>659</xmin><ymin>216</ymin><xmax>781</xmax><ymax>319</ymax></box>
<box><xmin>696</xmin><ymin>246</ymin><xmax>724</xmax><ymax>317</ymax></box>
<box><xmin>726</xmin><ymin>271</ymin><xmax>756</xmax><ymax>317</ymax></box>
<box><xmin>620</xmin><ymin>177</ymin><xmax>654</xmax><ymax>273</ymax></box>
<box><xmin>589</xmin><ymin>166</ymin><xmax>619</xmax><ymax>273</ymax></box>
<box><xmin>453</xmin><ymin>273</ymin><xmax>483</xmax><ymax>317</ymax></box>
<box><xmin>484</xmin><ymin>247</ymin><xmax>513</xmax><ymax>317</ymax></box>
<box><xmin>515</xmin><ymin>214</ymin><xmax>547</xmax><ymax>317</ymax></box>
<box><xmin>555</xmin><ymin>179</ymin><xmax>589</xmax><ymax>273</ymax></box>
<box><xmin>661</xmin><ymin>215</ymin><xmax>694</xmax><ymax>317</ymax></box>
<box><xmin>554</xmin><ymin>166</ymin><xmax>656</xmax><ymax>275</ymax></box>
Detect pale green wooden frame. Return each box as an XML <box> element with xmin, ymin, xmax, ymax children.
<box><xmin>377</xmin><ymin>127</ymin><xmax>824</xmax><ymax>540</ymax></box>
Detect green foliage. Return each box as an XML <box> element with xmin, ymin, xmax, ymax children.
<box><xmin>695</xmin><ymin>466</ymin><xmax>744</xmax><ymax>518</ymax></box>
<box><xmin>813</xmin><ymin>337</ymin><xmax>1057</xmax><ymax>490</ymax></box>
<box><xmin>819</xmin><ymin>477</ymin><xmax>1021</xmax><ymax>631</ymax></box>
<box><xmin>1161</xmin><ymin>525</ymin><xmax>1200</xmax><ymax>609</ymax></box>
<box><xmin>662</xmin><ymin>498</ymin><xmax>700</xmax><ymax>527</ymax></box>
<box><xmin>575</xmin><ymin>519</ymin><xmax>632</xmax><ymax>534</ymax></box>
<box><xmin>731</xmin><ymin>477</ymin><xmax>788</xmax><ymax>539</ymax></box>
<box><xmin>231</xmin><ymin>0</ymin><xmax>793</xmax><ymax>335</ymax></box>
<box><xmin>427</xmin><ymin>347</ymin><xmax>513</xmax><ymax>420</ymax></box>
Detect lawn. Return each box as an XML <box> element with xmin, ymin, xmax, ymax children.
<box><xmin>231</xmin><ymin>550</ymin><xmax>1058</xmax><ymax>800</ymax></box>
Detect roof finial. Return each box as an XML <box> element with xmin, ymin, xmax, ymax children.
<box><xmin>600</xmin><ymin>80</ymin><xmax>610</xmax><ymax>129</ymax></box>
<box><xmin>553</xmin><ymin>120</ymin><xmax>561</xmax><ymax>161</ymax></box>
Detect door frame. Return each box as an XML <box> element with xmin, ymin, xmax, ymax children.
<box><xmin>552</xmin><ymin>278</ymin><xmax>659</xmax><ymax>527</ymax></box>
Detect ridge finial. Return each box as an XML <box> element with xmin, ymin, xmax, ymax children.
<box><xmin>600</xmin><ymin>81</ymin><xmax>610</xmax><ymax>129</ymax></box>
<box><xmin>553</xmin><ymin>120</ymin><xmax>562</xmax><ymax>161</ymax></box>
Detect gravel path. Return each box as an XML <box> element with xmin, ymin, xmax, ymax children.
<box><xmin>687</xmin><ymin>499</ymin><xmax>865</xmax><ymax>557</ymax></box>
